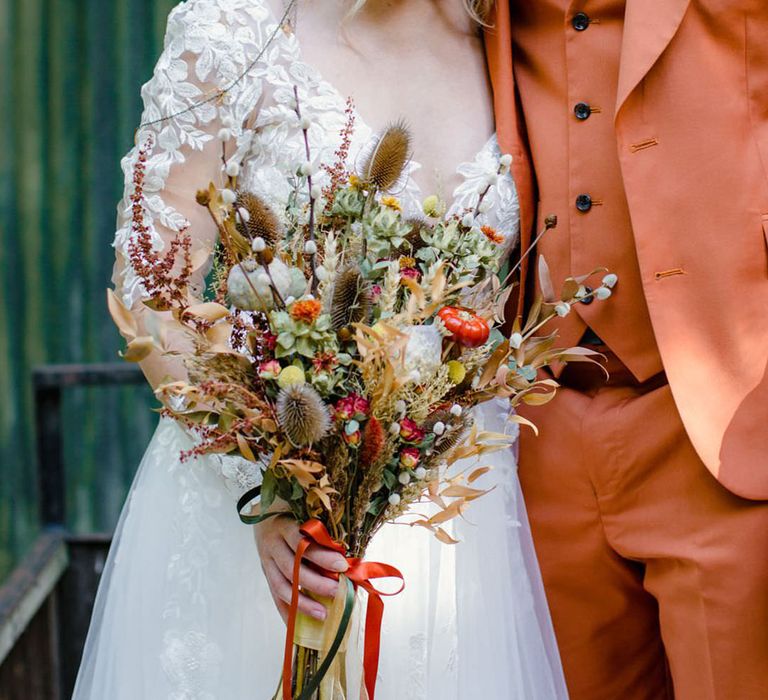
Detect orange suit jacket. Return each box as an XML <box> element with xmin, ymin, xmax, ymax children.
<box><xmin>485</xmin><ymin>0</ymin><xmax>768</xmax><ymax>499</ymax></box>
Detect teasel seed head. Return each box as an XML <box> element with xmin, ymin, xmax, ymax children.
<box><xmin>361</xmin><ymin>121</ymin><xmax>412</xmax><ymax>191</ymax></box>
<box><xmin>276</xmin><ymin>383</ymin><xmax>331</xmax><ymax>447</ymax></box>
<box><xmin>330</xmin><ymin>265</ymin><xmax>371</xmax><ymax>331</ymax></box>
<box><xmin>235</xmin><ymin>191</ymin><xmax>281</xmax><ymax>246</ymax></box>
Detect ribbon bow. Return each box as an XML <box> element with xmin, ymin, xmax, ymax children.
<box><xmin>282</xmin><ymin>519</ymin><xmax>405</xmax><ymax>700</ymax></box>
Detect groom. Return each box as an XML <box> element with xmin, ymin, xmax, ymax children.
<box><xmin>486</xmin><ymin>1</ymin><xmax>768</xmax><ymax>698</ymax></box>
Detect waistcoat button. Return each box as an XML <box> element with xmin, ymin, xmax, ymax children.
<box><xmin>576</xmin><ymin>194</ymin><xmax>593</xmax><ymax>212</ymax></box>
<box><xmin>572</xmin><ymin>12</ymin><xmax>591</xmax><ymax>31</ymax></box>
<box><xmin>574</xmin><ymin>102</ymin><xmax>592</xmax><ymax>120</ymax></box>
<box><xmin>580</xmin><ymin>287</ymin><xmax>595</xmax><ymax>305</ymax></box>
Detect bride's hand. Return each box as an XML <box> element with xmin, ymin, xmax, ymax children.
<box><xmin>254</xmin><ymin>515</ymin><xmax>349</xmax><ymax>622</ymax></box>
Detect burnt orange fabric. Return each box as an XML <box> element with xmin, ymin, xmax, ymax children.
<box><xmin>509</xmin><ymin>0</ymin><xmax>662</xmax><ymax>382</ymax></box>
<box><xmin>517</xmin><ymin>369</ymin><xmax>768</xmax><ymax>700</ymax></box>
<box><xmin>485</xmin><ymin>0</ymin><xmax>768</xmax><ymax>498</ymax></box>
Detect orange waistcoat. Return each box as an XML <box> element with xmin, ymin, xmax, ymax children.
<box><xmin>509</xmin><ymin>0</ymin><xmax>662</xmax><ymax>382</ymax></box>
<box><xmin>485</xmin><ymin>0</ymin><xmax>768</xmax><ymax>499</ymax></box>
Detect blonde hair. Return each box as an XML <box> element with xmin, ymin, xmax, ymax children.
<box><xmin>349</xmin><ymin>0</ymin><xmax>494</xmax><ymax>24</ymax></box>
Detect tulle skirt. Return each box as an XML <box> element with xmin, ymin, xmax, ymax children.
<box><xmin>72</xmin><ymin>399</ymin><xmax>567</xmax><ymax>699</ymax></box>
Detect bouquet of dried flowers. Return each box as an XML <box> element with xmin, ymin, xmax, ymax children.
<box><xmin>109</xmin><ymin>95</ymin><xmax>616</xmax><ymax>700</ymax></box>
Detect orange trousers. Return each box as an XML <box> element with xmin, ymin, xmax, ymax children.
<box><xmin>518</xmin><ymin>355</ymin><xmax>768</xmax><ymax>700</ymax></box>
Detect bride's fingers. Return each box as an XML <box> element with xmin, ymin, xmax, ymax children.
<box><xmin>303</xmin><ymin>543</ymin><xmax>349</xmax><ymax>574</ymax></box>
<box><xmin>263</xmin><ymin>558</ymin><xmax>326</xmax><ymax>620</ymax></box>
<box><xmin>278</xmin><ymin>523</ymin><xmax>348</xmax><ymax>574</ymax></box>
<box><xmin>272</xmin><ymin>540</ymin><xmax>339</xmax><ymax>599</ymax></box>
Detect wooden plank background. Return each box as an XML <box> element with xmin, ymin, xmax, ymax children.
<box><xmin>0</xmin><ymin>0</ymin><xmax>179</xmax><ymax>578</ymax></box>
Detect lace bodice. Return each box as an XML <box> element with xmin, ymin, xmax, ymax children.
<box><xmin>112</xmin><ymin>0</ymin><xmax>520</xmax><ymax>500</ymax></box>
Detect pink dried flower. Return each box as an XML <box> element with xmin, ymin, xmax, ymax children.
<box><xmin>399</xmin><ymin>447</ymin><xmax>421</xmax><ymax>469</ymax></box>
<box><xmin>258</xmin><ymin>360</ymin><xmax>281</xmax><ymax>379</ymax></box>
<box><xmin>399</xmin><ymin>417</ymin><xmax>425</xmax><ymax>444</ymax></box>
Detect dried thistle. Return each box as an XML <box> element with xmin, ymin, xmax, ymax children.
<box><xmin>330</xmin><ymin>265</ymin><xmax>371</xmax><ymax>331</ymax></box>
<box><xmin>276</xmin><ymin>384</ymin><xmax>331</xmax><ymax>446</ymax></box>
<box><xmin>361</xmin><ymin>122</ymin><xmax>411</xmax><ymax>191</ymax></box>
<box><xmin>235</xmin><ymin>191</ymin><xmax>281</xmax><ymax>246</ymax></box>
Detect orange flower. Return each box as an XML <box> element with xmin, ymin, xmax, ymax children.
<box><xmin>398</xmin><ymin>256</ymin><xmax>416</xmax><ymax>270</ymax></box>
<box><xmin>290</xmin><ymin>298</ymin><xmax>322</xmax><ymax>324</ymax></box>
<box><xmin>481</xmin><ymin>225</ymin><xmax>504</xmax><ymax>245</ymax></box>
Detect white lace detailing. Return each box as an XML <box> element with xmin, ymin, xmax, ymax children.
<box><xmin>160</xmin><ymin>630</ymin><xmax>224</xmax><ymax>700</ymax></box>
<box><xmin>156</xmin><ymin>420</ymin><xmax>228</xmax><ymax>697</ymax></box>
<box><xmin>113</xmin><ymin>0</ymin><xmax>520</xmax><ymax>308</ymax></box>
<box><xmin>211</xmin><ymin>453</ymin><xmax>264</xmax><ymax>501</ymax></box>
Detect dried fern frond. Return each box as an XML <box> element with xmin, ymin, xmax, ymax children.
<box><xmin>362</xmin><ymin>122</ymin><xmax>412</xmax><ymax>191</ymax></box>
<box><xmin>276</xmin><ymin>384</ymin><xmax>331</xmax><ymax>446</ymax></box>
<box><xmin>331</xmin><ymin>264</ymin><xmax>371</xmax><ymax>330</ymax></box>
<box><xmin>235</xmin><ymin>191</ymin><xmax>281</xmax><ymax>246</ymax></box>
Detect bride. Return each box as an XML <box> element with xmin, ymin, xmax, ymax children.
<box><xmin>73</xmin><ymin>1</ymin><xmax>567</xmax><ymax>697</ymax></box>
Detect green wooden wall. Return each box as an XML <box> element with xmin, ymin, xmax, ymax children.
<box><xmin>0</xmin><ymin>0</ymin><xmax>180</xmax><ymax>578</ymax></box>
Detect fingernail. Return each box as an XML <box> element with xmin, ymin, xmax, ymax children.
<box><xmin>332</xmin><ymin>559</ymin><xmax>348</xmax><ymax>573</ymax></box>
<box><xmin>313</xmin><ymin>606</ymin><xmax>327</xmax><ymax>620</ymax></box>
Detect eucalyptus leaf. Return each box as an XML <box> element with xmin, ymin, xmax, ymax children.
<box><xmin>260</xmin><ymin>470</ymin><xmax>277</xmax><ymax>513</ymax></box>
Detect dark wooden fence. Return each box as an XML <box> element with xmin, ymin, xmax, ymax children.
<box><xmin>0</xmin><ymin>363</ymin><xmax>144</xmax><ymax>700</ymax></box>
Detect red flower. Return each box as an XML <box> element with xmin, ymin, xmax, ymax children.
<box><xmin>400</xmin><ymin>267</ymin><xmax>421</xmax><ymax>281</ymax></box>
<box><xmin>399</xmin><ymin>417</ymin><xmax>425</xmax><ymax>444</ymax></box>
<box><xmin>399</xmin><ymin>447</ymin><xmax>421</xmax><ymax>469</ymax></box>
<box><xmin>261</xmin><ymin>331</ymin><xmax>278</xmax><ymax>351</ymax></box>
<box><xmin>333</xmin><ymin>393</ymin><xmax>370</xmax><ymax>422</ymax></box>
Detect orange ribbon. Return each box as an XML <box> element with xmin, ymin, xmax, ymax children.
<box><xmin>282</xmin><ymin>519</ymin><xmax>405</xmax><ymax>700</ymax></box>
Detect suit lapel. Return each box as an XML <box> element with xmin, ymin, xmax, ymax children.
<box><xmin>616</xmin><ymin>0</ymin><xmax>692</xmax><ymax>114</ymax></box>
<box><xmin>484</xmin><ymin>2</ymin><xmax>536</xmax><ymax>320</ymax></box>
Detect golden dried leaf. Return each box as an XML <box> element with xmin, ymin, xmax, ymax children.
<box><xmin>520</xmin><ymin>390</ymin><xmax>557</xmax><ymax>407</ymax></box>
<box><xmin>478</xmin><ymin>340</ymin><xmax>510</xmax><ymax>388</ymax></box>
<box><xmin>537</xmin><ymin>256</ymin><xmax>556</xmax><ymax>303</ymax></box>
<box><xmin>120</xmin><ymin>336</ymin><xmax>155</xmax><ymax>362</ymax></box>
<box><xmin>467</xmin><ymin>466</ymin><xmax>491</xmax><ymax>484</ymax></box>
<box><xmin>434</xmin><ymin>527</ymin><xmax>460</xmax><ymax>545</ymax></box>
<box><xmin>441</xmin><ymin>484</ymin><xmax>488</xmax><ymax>500</ymax></box>
<box><xmin>236</xmin><ymin>433</ymin><xmax>257</xmax><ymax>462</ymax></box>
<box><xmin>183</xmin><ymin>302</ymin><xmax>230</xmax><ymax>322</ymax></box>
<box><xmin>400</xmin><ymin>275</ymin><xmax>426</xmax><ymax>310</ymax></box>
<box><xmin>508</xmin><ymin>413</ymin><xmax>540</xmax><ymax>436</ymax></box>
<box><xmin>191</xmin><ymin>247</ymin><xmax>211</xmax><ymax>272</ymax></box>
<box><xmin>278</xmin><ymin>459</ymin><xmax>324</xmax><ymax>489</ymax></box>
<box><xmin>107</xmin><ymin>288</ymin><xmax>138</xmax><ymax>339</ymax></box>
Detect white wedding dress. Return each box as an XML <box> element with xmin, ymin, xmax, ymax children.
<box><xmin>73</xmin><ymin>1</ymin><xmax>568</xmax><ymax>698</ymax></box>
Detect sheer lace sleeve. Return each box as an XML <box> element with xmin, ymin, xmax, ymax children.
<box><xmin>111</xmin><ymin>0</ymin><xmax>287</xmax><ymax>387</ymax></box>
<box><xmin>111</xmin><ymin>0</ymin><xmax>293</xmax><ymax>498</ymax></box>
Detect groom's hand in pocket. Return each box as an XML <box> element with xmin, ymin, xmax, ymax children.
<box><xmin>254</xmin><ymin>514</ymin><xmax>349</xmax><ymax>622</ymax></box>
